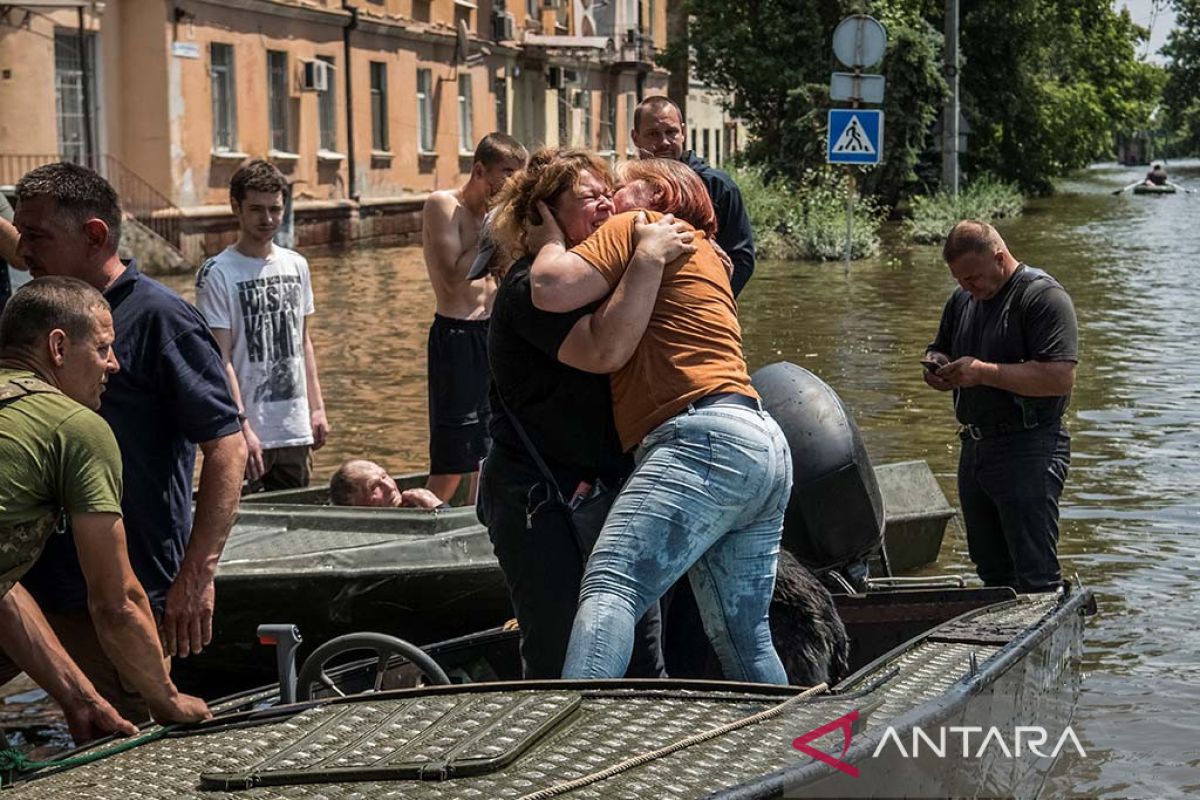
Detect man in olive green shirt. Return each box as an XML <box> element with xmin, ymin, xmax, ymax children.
<box><xmin>0</xmin><ymin>277</ymin><xmax>210</xmax><ymax>742</ymax></box>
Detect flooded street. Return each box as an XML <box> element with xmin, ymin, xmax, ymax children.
<box><xmin>164</xmin><ymin>163</ymin><xmax>1200</xmax><ymax>796</ymax></box>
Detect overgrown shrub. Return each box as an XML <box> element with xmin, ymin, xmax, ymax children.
<box><xmin>734</xmin><ymin>166</ymin><xmax>885</xmax><ymax>261</ymax></box>
<box><xmin>906</xmin><ymin>175</ymin><xmax>1025</xmax><ymax>244</ymax></box>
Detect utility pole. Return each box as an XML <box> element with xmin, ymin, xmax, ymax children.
<box><xmin>942</xmin><ymin>0</ymin><xmax>960</xmax><ymax>196</ymax></box>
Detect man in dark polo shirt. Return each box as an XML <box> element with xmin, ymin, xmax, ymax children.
<box><xmin>11</xmin><ymin>162</ymin><xmax>247</xmax><ymax>720</ymax></box>
<box><xmin>631</xmin><ymin>96</ymin><xmax>755</xmax><ymax>296</ymax></box>
<box><xmin>924</xmin><ymin>220</ymin><xmax>1078</xmax><ymax>593</ymax></box>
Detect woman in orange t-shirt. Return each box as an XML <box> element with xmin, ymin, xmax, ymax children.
<box><xmin>527</xmin><ymin>158</ymin><xmax>792</xmax><ymax>685</ymax></box>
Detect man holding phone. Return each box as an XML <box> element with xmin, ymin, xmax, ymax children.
<box><xmin>923</xmin><ymin>220</ymin><xmax>1078</xmax><ymax>593</ymax></box>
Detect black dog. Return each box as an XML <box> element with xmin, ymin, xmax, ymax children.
<box><xmin>769</xmin><ymin>550</ymin><xmax>850</xmax><ymax>686</ymax></box>
<box><xmin>662</xmin><ymin>550</ymin><xmax>850</xmax><ymax>686</ymax></box>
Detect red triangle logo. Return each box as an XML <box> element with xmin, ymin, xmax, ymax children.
<box><xmin>791</xmin><ymin>709</ymin><xmax>860</xmax><ymax>778</ymax></box>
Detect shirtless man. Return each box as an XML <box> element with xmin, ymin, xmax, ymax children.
<box><xmin>422</xmin><ymin>132</ymin><xmax>528</xmax><ymax>502</ymax></box>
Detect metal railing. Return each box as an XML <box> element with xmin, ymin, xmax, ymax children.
<box><xmin>0</xmin><ymin>153</ymin><xmax>183</xmax><ymax>251</ymax></box>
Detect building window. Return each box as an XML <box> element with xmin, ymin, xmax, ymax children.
<box><xmin>54</xmin><ymin>31</ymin><xmax>99</xmax><ymax>161</ymax></box>
<box><xmin>494</xmin><ymin>77</ymin><xmax>508</xmax><ymax>134</ymax></box>
<box><xmin>600</xmin><ymin>90</ymin><xmax>615</xmax><ymax>152</ymax></box>
<box><xmin>626</xmin><ymin>93</ymin><xmax>636</xmax><ymax>155</ymax></box>
<box><xmin>417</xmin><ymin>68</ymin><xmax>434</xmax><ymax>153</ymax></box>
<box><xmin>648</xmin><ymin>0</ymin><xmax>656</xmax><ymax>39</ymax></box>
<box><xmin>458</xmin><ymin>74</ymin><xmax>474</xmax><ymax>153</ymax></box>
<box><xmin>318</xmin><ymin>56</ymin><xmax>337</xmax><ymax>152</ymax></box>
<box><xmin>581</xmin><ymin>93</ymin><xmax>593</xmax><ymax>149</ymax></box>
<box><xmin>369</xmin><ymin>61</ymin><xmax>388</xmax><ymax>151</ymax></box>
<box><xmin>210</xmin><ymin>43</ymin><xmax>238</xmax><ymax>152</ymax></box>
<box><xmin>267</xmin><ymin>50</ymin><xmax>291</xmax><ymax>152</ymax></box>
<box><xmin>690</xmin><ymin>127</ymin><xmax>697</xmax><ymax>154</ymax></box>
<box><xmin>702</xmin><ymin>128</ymin><xmax>710</xmax><ymax>162</ymax></box>
<box><xmin>714</xmin><ymin>127</ymin><xmax>721</xmax><ymax>165</ymax></box>
<box><xmin>557</xmin><ymin>87</ymin><xmax>570</xmax><ymax>146</ymax></box>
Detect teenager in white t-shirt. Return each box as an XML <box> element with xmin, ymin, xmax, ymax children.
<box><xmin>195</xmin><ymin>160</ymin><xmax>329</xmax><ymax>492</ymax></box>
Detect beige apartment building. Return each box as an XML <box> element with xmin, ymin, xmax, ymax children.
<box><xmin>0</xmin><ymin>0</ymin><xmax>667</xmax><ymax>264</ymax></box>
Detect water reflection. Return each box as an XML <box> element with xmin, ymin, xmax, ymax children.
<box><xmin>160</xmin><ymin>162</ymin><xmax>1200</xmax><ymax>795</ymax></box>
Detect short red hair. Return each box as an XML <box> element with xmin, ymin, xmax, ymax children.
<box><xmin>617</xmin><ymin>158</ymin><xmax>717</xmax><ymax>238</ymax></box>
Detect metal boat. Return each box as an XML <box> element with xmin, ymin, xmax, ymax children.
<box><xmin>174</xmin><ymin>460</ymin><xmax>954</xmax><ymax>695</ymax></box>
<box><xmin>6</xmin><ymin>581</ymin><xmax>1096</xmax><ymax>799</ymax></box>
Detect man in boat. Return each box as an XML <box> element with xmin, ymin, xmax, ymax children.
<box><xmin>1145</xmin><ymin>163</ymin><xmax>1169</xmax><ymax>186</ymax></box>
<box><xmin>11</xmin><ymin>162</ymin><xmax>247</xmax><ymax>720</ymax></box>
<box><xmin>630</xmin><ymin>96</ymin><xmax>755</xmax><ymax>296</ymax></box>
<box><xmin>421</xmin><ymin>133</ymin><xmax>528</xmax><ymax>504</ymax></box>
<box><xmin>923</xmin><ymin>220</ymin><xmax>1077</xmax><ymax>593</ymax></box>
<box><xmin>329</xmin><ymin>460</ymin><xmax>446</xmax><ymax>509</ymax></box>
<box><xmin>0</xmin><ymin>278</ymin><xmax>211</xmax><ymax>741</ymax></box>
<box><xmin>195</xmin><ymin>160</ymin><xmax>330</xmax><ymax>493</ymax></box>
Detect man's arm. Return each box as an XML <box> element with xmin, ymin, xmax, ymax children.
<box><xmin>422</xmin><ymin>192</ymin><xmax>478</xmax><ymax>282</ymax></box>
<box><xmin>161</xmin><ymin>429</ymin><xmax>245</xmax><ymax>658</ymax></box>
<box><xmin>0</xmin><ymin>584</ymin><xmax>136</xmax><ymax>743</ymax></box>
<box><xmin>303</xmin><ymin>321</ymin><xmax>329</xmax><ymax>449</ymax></box>
<box><xmin>937</xmin><ymin>358</ymin><xmax>1076</xmax><ymax>396</ymax></box>
<box><xmin>72</xmin><ymin>512</ymin><xmax>211</xmax><ymax>724</ymax></box>
<box><xmin>712</xmin><ymin>179</ymin><xmax>755</xmax><ymax>297</ymax></box>
<box><xmin>0</xmin><ymin>216</ymin><xmax>22</xmax><ymax>269</ymax></box>
<box><xmin>556</xmin><ymin>214</ymin><xmax>693</xmax><ymax>373</ymax></box>
<box><xmin>211</xmin><ymin>328</ymin><xmax>262</xmax><ymax>482</ymax></box>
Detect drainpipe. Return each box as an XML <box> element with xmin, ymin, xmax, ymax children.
<box><xmin>78</xmin><ymin>6</ymin><xmax>94</xmax><ymax>164</ymax></box>
<box><xmin>342</xmin><ymin>1</ymin><xmax>359</xmax><ymax>201</ymax></box>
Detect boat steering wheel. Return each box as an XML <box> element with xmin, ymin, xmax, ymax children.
<box><xmin>295</xmin><ymin>632</ymin><xmax>452</xmax><ymax>702</ymax></box>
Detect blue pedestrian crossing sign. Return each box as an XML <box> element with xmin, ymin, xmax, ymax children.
<box><xmin>827</xmin><ymin>109</ymin><xmax>884</xmax><ymax>165</ymax></box>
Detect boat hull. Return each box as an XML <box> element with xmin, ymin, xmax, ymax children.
<box><xmin>7</xmin><ymin>586</ymin><xmax>1094</xmax><ymax>800</ymax></box>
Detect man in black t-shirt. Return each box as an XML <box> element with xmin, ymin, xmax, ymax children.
<box><xmin>924</xmin><ymin>220</ymin><xmax>1078</xmax><ymax>592</ymax></box>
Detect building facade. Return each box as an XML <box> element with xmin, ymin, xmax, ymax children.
<box><xmin>0</xmin><ymin>0</ymin><xmax>668</xmax><ymax>264</ymax></box>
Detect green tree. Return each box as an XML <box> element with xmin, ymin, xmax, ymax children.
<box><xmin>681</xmin><ymin>0</ymin><xmax>944</xmax><ymax>203</ymax></box>
<box><xmin>962</xmin><ymin>0</ymin><xmax>1160</xmax><ymax>191</ymax></box>
<box><xmin>682</xmin><ymin>0</ymin><xmax>1159</xmax><ymax>197</ymax></box>
<box><xmin>1163</xmin><ymin>0</ymin><xmax>1200</xmax><ymax>152</ymax></box>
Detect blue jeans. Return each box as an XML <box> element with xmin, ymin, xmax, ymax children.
<box><xmin>562</xmin><ymin>403</ymin><xmax>792</xmax><ymax>685</ymax></box>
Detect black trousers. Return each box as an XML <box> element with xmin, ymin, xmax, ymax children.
<box><xmin>958</xmin><ymin>422</ymin><xmax>1070</xmax><ymax>592</ymax></box>
<box><xmin>481</xmin><ymin>445</ymin><xmax>665</xmax><ymax>679</ymax></box>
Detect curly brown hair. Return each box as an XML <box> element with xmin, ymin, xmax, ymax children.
<box><xmin>490</xmin><ymin>147</ymin><xmax>613</xmax><ymax>271</ymax></box>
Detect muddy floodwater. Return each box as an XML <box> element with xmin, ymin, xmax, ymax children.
<box><xmin>139</xmin><ymin>161</ymin><xmax>1200</xmax><ymax>795</ymax></box>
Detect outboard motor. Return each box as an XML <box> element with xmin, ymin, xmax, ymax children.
<box><xmin>751</xmin><ymin>362</ymin><xmax>884</xmax><ymax>577</ymax></box>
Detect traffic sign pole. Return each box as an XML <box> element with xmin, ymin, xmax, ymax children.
<box><xmin>829</xmin><ymin>14</ymin><xmax>887</xmax><ymax>268</ymax></box>
<box><xmin>845</xmin><ymin>100</ymin><xmax>857</xmax><ymax>272</ymax></box>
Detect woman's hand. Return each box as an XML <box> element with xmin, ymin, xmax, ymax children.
<box><xmin>632</xmin><ymin>212</ymin><xmax>696</xmax><ymax>266</ymax></box>
<box><xmin>526</xmin><ymin>200</ymin><xmax>567</xmax><ymax>252</ymax></box>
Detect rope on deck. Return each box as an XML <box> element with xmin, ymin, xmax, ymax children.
<box><xmin>0</xmin><ymin>726</ymin><xmax>172</xmax><ymax>786</ymax></box>
<box><xmin>515</xmin><ymin>682</ymin><xmax>829</xmax><ymax>800</ymax></box>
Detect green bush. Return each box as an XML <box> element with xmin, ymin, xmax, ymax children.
<box><xmin>734</xmin><ymin>166</ymin><xmax>885</xmax><ymax>261</ymax></box>
<box><xmin>906</xmin><ymin>175</ymin><xmax>1025</xmax><ymax>244</ymax></box>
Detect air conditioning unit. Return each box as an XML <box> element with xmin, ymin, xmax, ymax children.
<box><xmin>547</xmin><ymin>66</ymin><xmax>563</xmax><ymax>89</ymax></box>
<box><xmin>492</xmin><ymin>10</ymin><xmax>516</xmax><ymax>41</ymax></box>
<box><xmin>301</xmin><ymin>59</ymin><xmax>330</xmax><ymax>92</ymax></box>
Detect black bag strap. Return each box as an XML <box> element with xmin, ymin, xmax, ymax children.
<box><xmin>492</xmin><ymin>388</ymin><xmax>568</xmax><ymax>505</ymax></box>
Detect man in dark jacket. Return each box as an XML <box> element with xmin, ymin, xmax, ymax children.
<box><xmin>631</xmin><ymin>96</ymin><xmax>755</xmax><ymax>296</ymax></box>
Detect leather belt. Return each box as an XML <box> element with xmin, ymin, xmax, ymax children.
<box><xmin>692</xmin><ymin>392</ymin><xmax>760</xmax><ymax>411</ymax></box>
<box><xmin>959</xmin><ymin>419</ymin><xmax>1055</xmax><ymax>441</ymax></box>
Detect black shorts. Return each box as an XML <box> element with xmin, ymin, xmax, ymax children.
<box><xmin>428</xmin><ymin>314</ymin><xmax>492</xmax><ymax>475</ymax></box>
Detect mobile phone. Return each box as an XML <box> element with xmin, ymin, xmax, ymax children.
<box><xmin>921</xmin><ymin>358</ymin><xmax>943</xmax><ymax>373</ymax></box>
